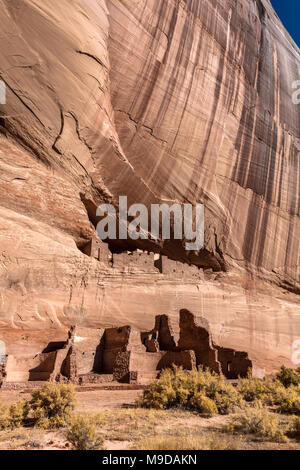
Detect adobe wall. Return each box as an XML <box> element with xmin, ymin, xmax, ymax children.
<box><xmin>216</xmin><ymin>347</ymin><xmax>252</xmax><ymax>379</ymax></box>
<box><xmin>114</xmin><ymin>350</ymin><xmax>196</xmax><ymax>383</ymax></box>
<box><xmin>61</xmin><ymin>346</ymin><xmax>77</xmax><ymax>381</ymax></box>
<box><xmin>70</xmin><ymin>327</ymin><xmax>104</xmax><ymax>375</ymax></box>
<box><xmin>44</xmin><ymin>326</ymin><xmax>105</xmax><ymax>381</ymax></box>
<box><xmin>104</xmin><ymin>326</ymin><xmax>130</xmax><ymax>349</ymax></box>
<box><xmin>78</xmin><ymin>373</ymin><xmax>114</xmax><ymax>385</ymax></box>
<box><xmin>130</xmin><ymin>351</ymin><xmax>164</xmax><ymax>375</ymax></box>
<box><xmin>178</xmin><ymin>309</ymin><xmax>221</xmax><ymax>373</ymax></box>
<box><xmin>2</xmin><ymin>326</ymin><xmax>107</xmax><ymax>385</ymax></box>
<box><xmin>113</xmin><ymin>251</ymin><xmax>158</xmax><ymax>272</ymax></box>
<box><xmin>157</xmin><ymin>350</ymin><xmax>196</xmax><ymax>371</ymax></box>
<box><xmin>127</xmin><ymin>251</ymin><xmax>156</xmax><ymax>272</ymax></box>
<box><xmin>5</xmin><ymin>352</ymin><xmax>57</xmax><ymax>383</ymax></box>
<box><xmin>155</xmin><ymin>256</ymin><xmax>204</xmax><ymax>280</ymax></box>
<box><xmin>82</xmin><ymin>237</ymin><xmax>205</xmax><ymax>279</ymax></box>
<box><xmin>50</xmin><ymin>348</ymin><xmax>69</xmax><ymax>381</ymax></box>
<box><xmin>112</xmin><ymin>351</ymin><xmax>130</xmax><ymax>382</ymax></box>
<box><xmin>82</xmin><ymin>238</ymin><xmax>111</xmax><ymax>265</ymax></box>
<box><xmin>73</xmin><ymin>347</ymin><xmax>98</xmax><ymax>376</ymax></box>
<box><xmin>113</xmin><ymin>350</ymin><xmax>165</xmax><ymax>383</ymax></box>
<box><xmin>142</xmin><ymin>314</ymin><xmax>177</xmax><ymax>352</ymax></box>
<box><xmin>155</xmin><ymin>315</ymin><xmax>177</xmax><ymax>351</ymax></box>
<box><xmin>0</xmin><ymin>311</ymin><xmax>255</xmax><ymax>386</ymax></box>
<box><xmin>111</xmin><ymin>252</ymin><xmax>127</xmax><ymax>270</ymax></box>
<box><xmin>101</xmin><ymin>326</ymin><xmax>131</xmax><ymax>373</ymax></box>
<box><xmin>0</xmin><ymin>363</ymin><xmax>6</xmax><ymax>387</ymax></box>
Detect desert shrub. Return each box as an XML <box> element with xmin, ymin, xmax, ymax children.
<box><xmin>277</xmin><ymin>385</ymin><xmax>300</xmax><ymax>416</ymax></box>
<box><xmin>134</xmin><ymin>434</ymin><xmax>240</xmax><ymax>450</ymax></box>
<box><xmin>239</xmin><ymin>377</ymin><xmax>300</xmax><ymax>416</ymax></box>
<box><xmin>67</xmin><ymin>415</ymin><xmax>104</xmax><ymax>450</ymax></box>
<box><xmin>139</xmin><ymin>366</ymin><xmax>242</xmax><ymax>415</ymax></box>
<box><xmin>212</xmin><ymin>389</ymin><xmax>242</xmax><ymax>415</ymax></box>
<box><xmin>277</xmin><ymin>366</ymin><xmax>300</xmax><ymax>388</ymax></box>
<box><xmin>226</xmin><ymin>404</ymin><xmax>287</xmax><ymax>442</ymax></box>
<box><xmin>0</xmin><ymin>403</ymin><xmax>9</xmax><ymax>430</ymax></box>
<box><xmin>30</xmin><ymin>382</ymin><xmax>77</xmax><ymax>429</ymax></box>
<box><xmin>239</xmin><ymin>374</ymin><xmax>286</xmax><ymax>405</ymax></box>
<box><xmin>287</xmin><ymin>417</ymin><xmax>300</xmax><ymax>441</ymax></box>
<box><xmin>239</xmin><ymin>374</ymin><xmax>270</xmax><ymax>402</ymax></box>
<box><xmin>189</xmin><ymin>394</ymin><xmax>218</xmax><ymax>416</ymax></box>
<box><xmin>22</xmin><ymin>440</ymin><xmax>43</xmax><ymax>449</ymax></box>
<box><xmin>7</xmin><ymin>401</ymin><xmax>29</xmax><ymax>429</ymax></box>
<box><xmin>0</xmin><ymin>400</ymin><xmax>29</xmax><ymax>430</ymax></box>
<box><xmin>262</xmin><ymin>378</ymin><xmax>288</xmax><ymax>405</ymax></box>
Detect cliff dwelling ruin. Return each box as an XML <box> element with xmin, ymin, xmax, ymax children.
<box><xmin>0</xmin><ymin>310</ymin><xmax>253</xmax><ymax>390</ymax></box>
<box><xmin>0</xmin><ymin>0</ymin><xmax>298</xmax><ymax>397</ymax></box>
<box><xmin>81</xmin><ymin>236</ymin><xmax>208</xmax><ymax>279</ymax></box>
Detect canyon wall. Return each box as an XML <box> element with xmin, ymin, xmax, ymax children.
<box><xmin>0</xmin><ymin>0</ymin><xmax>299</xmax><ymax>372</ymax></box>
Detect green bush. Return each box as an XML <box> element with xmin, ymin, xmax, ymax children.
<box><xmin>287</xmin><ymin>417</ymin><xmax>300</xmax><ymax>441</ymax></box>
<box><xmin>277</xmin><ymin>366</ymin><xmax>300</xmax><ymax>388</ymax></box>
<box><xmin>0</xmin><ymin>402</ymin><xmax>10</xmax><ymax>430</ymax></box>
<box><xmin>30</xmin><ymin>382</ymin><xmax>77</xmax><ymax>429</ymax></box>
<box><xmin>277</xmin><ymin>385</ymin><xmax>300</xmax><ymax>416</ymax></box>
<box><xmin>139</xmin><ymin>366</ymin><xmax>242</xmax><ymax>415</ymax></box>
<box><xmin>0</xmin><ymin>400</ymin><xmax>29</xmax><ymax>430</ymax></box>
<box><xmin>189</xmin><ymin>393</ymin><xmax>218</xmax><ymax>416</ymax></box>
<box><xmin>239</xmin><ymin>374</ymin><xmax>286</xmax><ymax>405</ymax></box>
<box><xmin>67</xmin><ymin>415</ymin><xmax>104</xmax><ymax>450</ymax></box>
<box><xmin>8</xmin><ymin>400</ymin><xmax>30</xmax><ymax>429</ymax></box>
<box><xmin>226</xmin><ymin>404</ymin><xmax>287</xmax><ymax>443</ymax></box>
<box><xmin>238</xmin><ymin>371</ymin><xmax>300</xmax><ymax>416</ymax></box>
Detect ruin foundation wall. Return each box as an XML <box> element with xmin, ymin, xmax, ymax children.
<box><xmin>0</xmin><ymin>309</ymin><xmax>255</xmax><ymax>388</ymax></box>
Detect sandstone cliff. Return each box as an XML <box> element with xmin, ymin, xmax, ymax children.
<box><xmin>0</xmin><ymin>0</ymin><xmax>299</xmax><ymax>372</ymax></box>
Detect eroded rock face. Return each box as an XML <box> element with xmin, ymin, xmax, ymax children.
<box><xmin>0</xmin><ymin>0</ymin><xmax>299</xmax><ymax>372</ymax></box>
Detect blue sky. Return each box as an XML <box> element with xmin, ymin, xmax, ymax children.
<box><xmin>271</xmin><ymin>1</ymin><xmax>300</xmax><ymax>47</ymax></box>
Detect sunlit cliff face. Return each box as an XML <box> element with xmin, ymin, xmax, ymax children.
<box><xmin>0</xmin><ymin>0</ymin><xmax>298</xmax><ymax>371</ymax></box>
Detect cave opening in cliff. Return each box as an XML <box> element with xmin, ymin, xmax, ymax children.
<box><xmin>78</xmin><ymin>193</ymin><xmax>226</xmax><ymax>272</ymax></box>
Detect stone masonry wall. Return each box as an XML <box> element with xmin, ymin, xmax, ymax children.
<box><xmin>1</xmin><ymin>309</ymin><xmax>254</xmax><ymax>387</ymax></box>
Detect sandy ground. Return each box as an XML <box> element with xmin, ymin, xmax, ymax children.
<box><xmin>0</xmin><ymin>388</ymin><xmax>299</xmax><ymax>451</ymax></box>
<box><xmin>0</xmin><ymin>387</ymin><xmax>142</xmax><ymax>410</ymax></box>
<box><xmin>76</xmin><ymin>389</ymin><xmax>142</xmax><ymax>411</ymax></box>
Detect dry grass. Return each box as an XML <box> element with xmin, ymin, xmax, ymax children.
<box><xmin>134</xmin><ymin>434</ymin><xmax>241</xmax><ymax>450</ymax></box>
<box><xmin>287</xmin><ymin>417</ymin><xmax>300</xmax><ymax>441</ymax></box>
<box><xmin>0</xmin><ymin>385</ymin><xmax>299</xmax><ymax>451</ymax></box>
<box><xmin>94</xmin><ymin>408</ymin><xmax>190</xmax><ymax>442</ymax></box>
<box><xmin>226</xmin><ymin>405</ymin><xmax>288</xmax><ymax>443</ymax></box>
<box><xmin>67</xmin><ymin>414</ymin><xmax>104</xmax><ymax>450</ymax></box>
